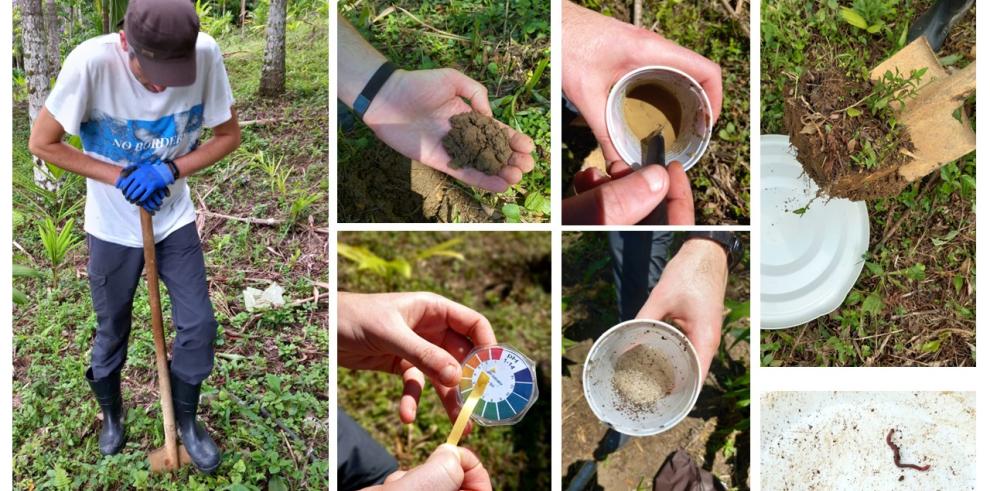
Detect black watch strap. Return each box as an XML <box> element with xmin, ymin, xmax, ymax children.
<box><xmin>353</xmin><ymin>61</ymin><xmax>398</xmax><ymax>120</ymax></box>
<box><xmin>164</xmin><ymin>159</ymin><xmax>180</xmax><ymax>179</ymax></box>
<box><xmin>686</xmin><ymin>231</ymin><xmax>743</xmax><ymax>271</ymax></box>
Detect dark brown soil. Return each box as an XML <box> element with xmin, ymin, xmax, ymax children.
<box><xmin>784</xmin><ymin>67</ymin><xmax>912</xmax><ymax>200</ymax></box>
<box><xmin>443</xmin><ymin>112</ymin><xmax>512</xmax><ymax>175</ymax></box>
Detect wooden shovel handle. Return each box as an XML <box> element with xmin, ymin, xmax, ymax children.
<box><xmin>140</xmin><ymin>210</ymin><xmax>181</xmax><ymax>469</ymax></box>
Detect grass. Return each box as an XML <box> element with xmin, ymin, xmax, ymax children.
<box><xmin>12</xmin><ymin>12</ymin><xmax>330</xmax><ymax>490</ymax></box>
<box><xmin>337</xmin><ymin>232</ymin><xmax>551</xmax><ymax>490</ymax></box>
<box><xmin>338</xmin><ymin>0</ymin><xmax>551</xmax><ymax>223</ymax></box>
<box><xmin>760</xmin><ymin>0</ymin><xmax>976</xmax><ymax>366</ymax></box>
<box><xmin>564</xmin><ymin>0</ymin><xmax>751</xmax><ymax>224</ymax></box>
<box><xmin>561</xmin><ymin>232</ymin><xmax>751</xmax><ymax>490</ymax></box>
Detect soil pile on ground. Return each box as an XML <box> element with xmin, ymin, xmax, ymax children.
<box><xmin>784</xmin><ymin>68</ymin><xmax>912</xmax><ymax>200</ymax></box>
<box><xmin>612</xmin><ymin>344</ymin><xmax>673</xmax><ymax>413</ymax></box>
<box><xmin>442</xmin><ymin>112</ymin><xmax>512</xmax><ymax>175</ymax></box>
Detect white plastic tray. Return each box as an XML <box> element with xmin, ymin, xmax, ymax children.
<box><xmin>762</xmin><ymin>392</ymin><xmax>976</xmax><ymax>490</ymax></box>
<box><xmin>760</xmin><ymin>135</ymin><xmax>870</xmax><ymax>329</ymax></box>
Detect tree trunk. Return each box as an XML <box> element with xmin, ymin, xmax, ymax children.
<box><xmin>102</xmin><ymin>0</ymin><xmax>110</xmax><ymax>34</ymax></box>
<box><xmin>240</xmin><ymin>0</ymin><xmax>247</xmax><ymax>28</ymax></box>
<box><xmin>19</xmin><ymin>0</ymin><xmax>57</xmax><ymax>189</ymax></box>
<box><xmin>258</xmin><ymin>0</ymin><xmax>286</xmax><ymax>97</ymax></box>
<box><xmin>44</xmin><ymin>0</ymin><xmax>60</xmax><ymax>78</ymax></box>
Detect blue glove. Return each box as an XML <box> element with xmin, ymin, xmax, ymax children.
<box><xmin>116</xmin><ymin>161</ymin><xmax>175</xmax><ymax>204</ymax></box>
<box><xmin>139</xmin><ymin>187</ymin><xmax>171</xmax><ymax>215</ymax></box>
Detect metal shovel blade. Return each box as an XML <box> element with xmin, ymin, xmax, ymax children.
<box><xmin>870</xmin><ymin>37</ymin><xmax>976</xmax><ymax>182</ymax></box>
<box><xmin>148</xmin><ymin>444</ymin><xmax>193</xmax><ymax>473</ymax></box>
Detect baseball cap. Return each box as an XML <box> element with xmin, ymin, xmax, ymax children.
<box><xmin>124</xmin><ymin>0</ymin><xmax>200</xmax><ymax>87</ymax></box>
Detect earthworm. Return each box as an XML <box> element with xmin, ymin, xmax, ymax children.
<box><xmin>886</xmin><ymin>429</ymin><xmax>931</xmax><ymax>471</ymax></box>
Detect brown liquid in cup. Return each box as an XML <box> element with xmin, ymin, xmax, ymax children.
<box><xmin>622</xmin><ymin>84</ymin><xmax>682</xmax><ymax>155</ymax></box>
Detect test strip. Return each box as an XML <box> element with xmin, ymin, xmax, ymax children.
<box><xmin>445</xmin><ymin>372</ymin><xmax>489</xmax><ymax>446</ymax></box>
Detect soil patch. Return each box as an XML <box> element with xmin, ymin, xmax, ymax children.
<box><xmin>612</xmin><ymin>344</ymin><xmax>674</xmax><ymax>412</ymax></box>
<box><xmin>784</xmin><ymin>67</ymin><xmax>912</xmax><ymax>200</ymax></box>
<box><xmin>443</xmin><ymin>112</ymin><xmax>512</xmax><ymax>175</ymax></box>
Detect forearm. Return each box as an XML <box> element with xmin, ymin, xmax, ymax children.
<box><xmin>679</xmin><ymin>237</ymin><xmax>728</xmax><ymax>288</ymax></box>
<box><xmin>29</xmin><ymin>140</ymin><xmax>122</xmax><ymax>185</ymax></box>
<box><xmin>337</xmin><ymin>13</ymin><xmax>388</xmax><ymax>108</ymax></box>
<box><xmin>173</xmin><ymin>111</ymin><xmax>241</xmax><ymax>178</ymax></box>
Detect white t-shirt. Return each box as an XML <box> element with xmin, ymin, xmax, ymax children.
<box><xmin>45</xmin><ymin>33</ymin><xmax>234</xmax><ymax>247</ymax></box>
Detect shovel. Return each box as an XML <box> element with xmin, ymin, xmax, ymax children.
<box><xmin>868</xmin><ymin>36</ymin><xmax>976</xmax><ymax>183</ymax></box>
<box><xmin>139</xmin><ymin>209</ymin><xmax>192</xmax><ymax>472</ymax></box>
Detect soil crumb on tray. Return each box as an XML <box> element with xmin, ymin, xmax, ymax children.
<box><xmin>442</xmin><ymin>112</ymin><xmax>512</xmax><ymax>175</ymax></box>
<box><xmin>784</xmin><ymin>67</ymin><xmax>913</xmax><ymax>200</ymax></box>
<box><xmin>612</xmin><ymin>344</ymin><xmax>674</xmax><ymax>413</ymax></box>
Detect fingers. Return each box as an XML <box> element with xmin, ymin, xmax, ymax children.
<box><xmin>507</xmin><ymin>127</ymin><xmax>535</xmax><ymax>154</ymax></box>
<box><xmin>434</xmin><ymin>382</ymin><xmax>473</xmax><ymax>434</ymax></box>
<box><xmin>498</xmin><ymin>165</ymin><xmax>522</xmax><ymax>186</ymax></box>
<box><xmin>386</xmin><ymin>444</ymin><xmax>465</xmax><ymax>491</ymax></box>
<box><xmin>400</xmin><ymin>366</ymin><xmax>425</xmax><ymax>424</ymax></box>
<box><xmin>632</xmin><ymin>35</ymin><xmax>723</xmax><ymax>123</ymax></box>
<box><xmin>443</xmin><ymin>166</ymin><xmax>510</xmax><ymax>193</ymax></box>
<box><xmin>448</xmin><ymin>69</ymin><xmax>493</xmax><ymax>117</ymax></box>
<box><xmin>458</xmin><ymin>447</ymin><xmax>493</xmax><ymax>491</ymax></box>
<box><xmin>508</xmin><ymin>151</ymin><xmax>535</xmax><ymax>173</ymax></box>
<box><xmin>572</xmin><ymin>167</ymin><xmax>611</xmax><ymax>194</ymax></box>
<box><xmin>381</xmin><ymin>318</ymin><xmax>463</xmax><ymax>387</ymax></box>
<box><xmin>683</xmin><ymin>320</ymin><xmax>721</xmax><ymax>380</ymax></box>
<box><xmin>664</xmin><ymin>162</ymin><xmax>695</xmax><ymax>225</ymax></box>
<box><xmin>383</xmin><ymin>470</ymin><xmax>406</xmax><ymax>484</ymax></box>
<box><xmin>562</xmin><ymin>164</ymin><xmax>670</xmax><ymax>225</ymax></box>
<box><xmin>419</xmin><ymin>293</ymin><xmax>498</xmax><ymax>347</ymax></box>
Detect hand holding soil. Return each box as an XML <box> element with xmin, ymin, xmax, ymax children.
<box><xmin>442</xmin><ymin>112</ymin><xmax>513</xmax><ymax>176</ymax></box>
<box><xmin>362</xmin><ymin>68</ymin><xmax>535</xmax><ymax>193</ymax></box>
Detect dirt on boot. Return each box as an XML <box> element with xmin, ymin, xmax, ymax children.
<box><xmin>442</xmin><ymin>112</ymin><xmax>512</xmax><ymax>176</ymax></box>
<box><xmin>784</xmin><ymin>67</ymin><xmax>913</xmax><ymax>200</ymax></box>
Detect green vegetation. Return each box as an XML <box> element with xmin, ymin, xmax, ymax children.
<box><xmin>338</xmin><ymin>232</ymin><xmax>551</xmax><ymax>490</ymax></box>
<box><xmin>761</xmin><ymin>0</ymin><xmax>975</xmax><ymax>366</ymax></box>
<box><xmin>338</xmin><ymin>0</ymin><xmax>551</xmax><ymax>223</ymax></box>
<box><xmin>12</xmin><ymin>4</ymin><xmax>329</xmax><ymax>489</ymax></box>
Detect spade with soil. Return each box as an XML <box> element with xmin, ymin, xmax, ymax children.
<box><xmin>442</xmin><ymin>111</ymin><xmax>513</xmax><ymax>176</ymax></box>
<box><xmin>788</xmin><ymin>37</ymin><xmax>975</xmax><ymax>200</ymax></box>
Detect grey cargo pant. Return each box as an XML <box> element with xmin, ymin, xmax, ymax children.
<box><xmin>608</xmin><ymin>231</ymin><xmax>674</xmax><ymax>322</ymax></box>
<box><xmin>87</xmin><ymin>222</ymin><xmax>218</xmax><ymax>385</ymax></box>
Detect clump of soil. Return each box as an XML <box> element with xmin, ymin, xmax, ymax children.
<box><xmin>784</xmin><ymin>67</ymin><xmax>913</xmax><ymax>200</ymax></box>
<box><xmin>612</xmin><ymin>344</ymin><xmax>674</xmax><ymax>413</ymax></box>
<box><xmin>442</xmin><ymin>112</ymin><xmax>512</xmax><ymax>175</ymax></box>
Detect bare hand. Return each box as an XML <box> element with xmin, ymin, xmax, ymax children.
<box><xmin>367</xmin><ymin>445</ymin><xmax>492</xmax><ymax>491</ymax></box>
<box><xmin>337</xmin><ymin>292</ymin><xmax>498</xmax><ymax>425</ymax></box>
<box><xmin>363</xmin><ymin>69</ymin><xmax>535</xmax><ymax>193</ymax></box>
<box><xmin>563</xmin><ymin>161</ymin><xmax>695</xmax><ymax>225</ymax></box>
<box><xmin>636</xmin><ymin>238</ymin><xmax>728</xmax><ymax>378</ymax></box>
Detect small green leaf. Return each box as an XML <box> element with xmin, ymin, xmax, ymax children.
<box><xmin>792</xmin><ymin>206</ymin><xmax>809</xmax><ymax>216</ymax></box>
<box><xmin>904</xmin><ymin>263</ymin><xmax>926</xmax><ymax>281</ymax></box>
<box><xmin>861</xmin><ymin>293</ymin><xmax>884</xmax><ymax>316</ymax></box>
<box><xmin>939</xmin><ymin>54</ymin><xmax>962</xmax><ymax>67</ymax></box>
<box><xmin>865</xmin><ymin>261</ymin><xmax>883</xmax><ymax>276</ymax></box>
<box><xmin>524</xmin><ymin>192</ymin><xmax>549</xmax><ymax>214</ymax></box>
<box><xmin>952</xmin><ymin>275</ymin><xmax>964</xmax><ymax>293</ymax></box>
<box><xmin>840</xmin><ymin>7</ymin><xmax>868</xmax><ymax>29</ymax></box>
<box><xmin>920</xmin><ymin>339</ymin><xmax>941</xmax><ymax>353</ymax></box>
<box><xmin>502</xmin><ymin>203</ymin><xmax>521</xmax><ymax>223</ymax></box>
<box><xmin>846</xmin><ymin>107</ymin><xmax>863</xmax><ymax>117</ymax></box>
<box><xmin>866</xmin><ymin>22</ymin><xmax>883</xmax><ymax>34</ymax></box>
<box><xmin>486</xmin><ymin>62</ymin><xmax>499</xmax><ymax>76</ymax></box>
<box><xmin>952</xmin><ymin>107</ymin><xmax>963</xmax><ymax>124</ymax></box>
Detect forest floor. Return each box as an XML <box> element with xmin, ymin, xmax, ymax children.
<box><xmin>760</xmin><ymin>0</ymin><xmax>976</xmax><ymax>367</ymax></box>
<box><xmin>337</xmin><ymin>0</ymin><xmax>551</xmax><ymax>223</ymax></box>
<box><xmin>561</xmin><ymin>232</ymin><xmax>751</xmax><ymax>490</ymax></box>
<box><xmin>337</xmin><ymin>232</ymin><xmax>552</xmax><ymax>490</ymax></box>
<box><xmin>11</xmin><ymin>15</ymin><xmax>330</xmax><ymax>490</ymax></box>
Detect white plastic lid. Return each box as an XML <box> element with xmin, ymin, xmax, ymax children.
<box><xmin>760</xmin><ymin>135</ymin><xmax>870</xmax><ymax>329</ymax></box>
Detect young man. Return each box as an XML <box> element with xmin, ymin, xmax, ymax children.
<box><xmin>28</xmin><ymin>0</ymin><xmax>240</xmax><ymax>474</ymax></box>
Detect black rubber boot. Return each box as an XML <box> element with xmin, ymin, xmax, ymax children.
<box><xmin>171</xmin><ymin>373</ymin><xmax>221</xmax><ymax>473</ymax></box>
<box><xmin>86</xmin><ymin>367</ymin><xmax>126</xmax><ymax>455</ymax></box>
<box><xmin>907</xmin><ymin>0</ymin><xmax>974</xmax><ymax>52</ymax></box>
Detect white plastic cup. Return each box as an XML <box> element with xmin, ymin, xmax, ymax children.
<box><xmin>606</xmin><ymin>66</ymin><xmax>713</xmax><ymax>171</ymax></box>
<box><xmin>582</xmin><ymin>319</ymin><xmax>702</xmax><ymax>436</ymax></box>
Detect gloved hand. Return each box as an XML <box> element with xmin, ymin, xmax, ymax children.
<box><xmin>139</xmin><ymin>187</ymin><xmax>170</xmax><ymax>215</ymax></box>
<box><xmin>116</xmin><ymin>161</ymin><xmax>175</xmax><ymax>204</ymax></box>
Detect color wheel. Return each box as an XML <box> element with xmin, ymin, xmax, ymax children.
<box><xmin>457</xmin><ymin>344</ymin><xmax>538</xmax><ymax>426</ymax></box>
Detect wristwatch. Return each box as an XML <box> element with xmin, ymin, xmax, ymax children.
<box><xmin>163</xmin><ymin>159</ymin><xmax>180</xmax><ymax>180</ymax></box>
<box><xmin>353</xmin><ymin>61</ymin><xmax>398</xmax><ymax>121</ymax></box>
<box><xmin>686</xmin><ymin>231</ymin><xmax>743</xmax><ymax>271</ymax></box>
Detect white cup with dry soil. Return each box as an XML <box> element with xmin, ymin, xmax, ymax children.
<box><xmin>583</xmin><ymin>319</ymin><xmax>702</xmax><ymax>436</ymax></box>
<box><xmin>606</xmin><ymin>66</ymin><xmax>713</xmax><ymax>171</ymax></box>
